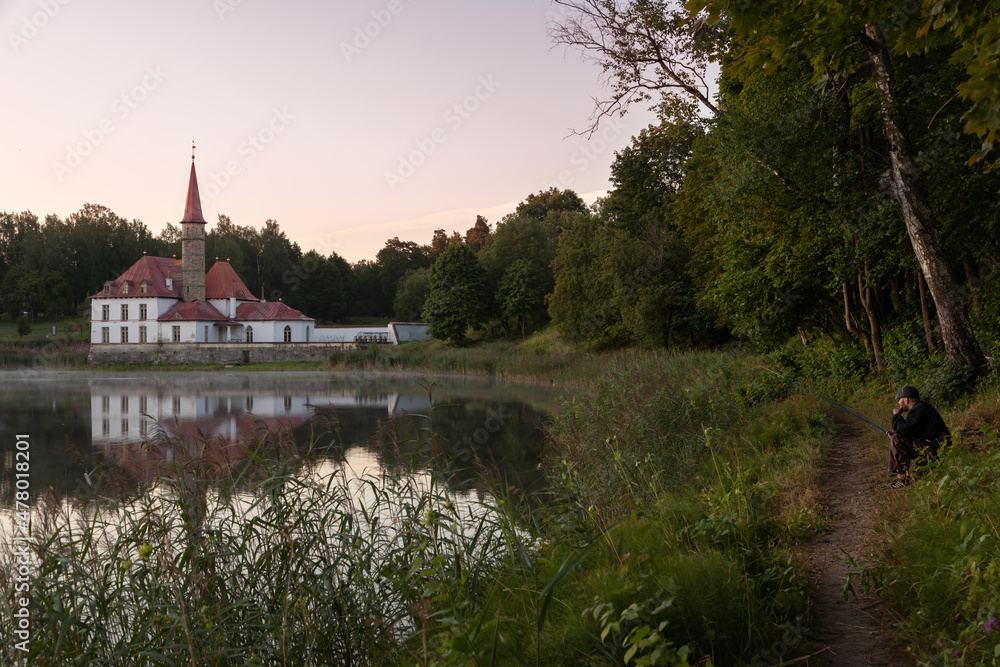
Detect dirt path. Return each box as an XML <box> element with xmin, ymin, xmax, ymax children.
<box><xmin>801</xmin><ymin>415</ymin><xmax>913</xmax><ymax>666</ymax></box>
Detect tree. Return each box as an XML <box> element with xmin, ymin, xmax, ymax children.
<box><xmin>292</xmin><ymin>251</ymin><xmax>347</xmax><ymax>323</ymax></box>
<box><xmin>687</xmin><ymin>0</ymin><xmax>985</xmax><ymax>367</ymax></box>
<box><xmin>498</xmin><ymin>259</ymin><xmax>545</xmax><ymax>338</ymax></box>
<box><xmin>552</xmin><ymin>0</ymin><xmax>985</xmax><ymax>367</ymax></box>
<box><xmin>515</xmin><ymin>187</ymin><xmax>588</xmax><ymax>220</ymax></box>
<box><xmin>375</xmin><ymin>237</ymin><xmax>430</xmax><ymax>315</ymax></box>
<box><xmin>16</xmin><ymin>315</ymin><xmax>29</xmax><ymax>338</ymax></box>
<box><xmin>465</xmin><ymin>216</ymin><xmax>491</xmax><ymax>252</ymax></box>
<box><xmin>430</xmin><ymin>229</ymin><xmax>449</xmax><ymax>257</ymax></box>
<box><xmin>422</xmin><ymin>244</ymin><xmax>491</xmax><ymax>345</ymax></box>
<box><xmin>394</xmin><ymin>268</ymin><xmax>431</xmax><ymax>321</ymax></box>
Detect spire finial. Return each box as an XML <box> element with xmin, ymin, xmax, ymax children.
<box><xmin>192</xmin><ymin>141</ymin><xmax>196</xmax><ymax>161</ymax></box>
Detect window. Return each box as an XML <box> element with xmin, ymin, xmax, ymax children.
<box><xmin>103</xmin><ymin>283</ymin><xmax>111</xmax><ymax>295</ymax></box>
<box><xmin>122</xmin><ymin>283</ymin><xmax>129</xmax><ymax>295</ymax></box>
<box><xmin>246</xmin><ymin>326</ymin><xmax>253</xmax><ymax>343</ymax></box>
<box><xmin>121</xmin><ymin>396</ymin><xmax>128</xmax><ymax>411</ymax></box>
<box><xmin>139</xmin><ymin>326</ymin><xmax>147</xmax><ymax>343</ymax></box>
<box><xmin>121</xmin><ymin>327</ymin><xmax>128</xmax><ymax>344</ymax></box>
<box><xmin>101</xmin><ymin>396</ymin><xmax>110</xmax><ymax>413</ymax></box>
<box><xmin>101</xmin><ymin>327</ymin><xmax>110</xmax><ymax>343</ymax></box>
<box><xmin>102</xmin><ymin>419</ymin><xmax>110</xmax><ymax>436</ymax></box>
<box><xmin>204</xmin><ymin>326</ymin><xmax>209</xmax><ymax>341</ymax></box>
<box><xmin>102</xmin><ymin>305</ymin><xmax>109</xmax><ymax>321</ymax></box>
<box><xmin>172</xmin><ymin>325</ymin><xmax>181</xmax><ymax>342</ymax></box>
<box><xmin>172</xmin><ymin>397</ymin><xmax>181</xmax><ymax>414</ymax></box>
<box><xmin>139</xmin><ymin>396</ymin><xmax>147</xmax><ymax>415</ymax></box>
<box><xmin>140</xmin><ymin>304</ymin><xmax>147</xmax><ymax>320</ymax></box>
<box><xmin>284</xmin><ymin>396</ymin><xmax>292</xmax><ymax>411</ymax></box>
<box><xmin>140</xmin><ymin>419</ymin><xmax>147</xmax><ymax>437</ymax></box>
<box><xmin>121</xmin><ymin>418</ymin><xmax>128</xmax><ymax>434</ymax></box>
<box><xmin>283</xmin><ymin>325</ymin><xmax>292</xmax><ymax>343</ymax></box>
<box><xmin>121</xmin><ymin>305</ymin><xmax>128</xmax><ymax>320</ymax></box>
<box><xmin>246</xmin><ymin>396</ymin><xmax>253</xmax><ymax>412</ymax></box>
<box><xmin>140</xmin><ymin>282</ymin><xmax>148</xmax><ymax>294</ymax></box>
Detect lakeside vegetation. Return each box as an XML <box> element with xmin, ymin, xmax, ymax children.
<box><xmin>3</xmin><ymin>1</ymin><xmax>1000</xmax><ymax>662</ymax></box>
<box><xmin>0</xmin><ymin>345</ymin><xmax>835</xmax><ymax>665</ymax></box>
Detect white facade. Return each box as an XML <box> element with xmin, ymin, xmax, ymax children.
<box><xmin>90</xmin><ymin>297</ymin><xmax>192</xmax><ymax>344</ymax></box>
<box><xmin>242</xmin><ymin>320</ymin><xmax>314</xmax><ymax>344</ymax></box>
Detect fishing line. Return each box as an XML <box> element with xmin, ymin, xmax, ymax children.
<box><xmin>758</xmin><ymin>366</ymin><xmax>888</xmax><ymax>434</ymax></box>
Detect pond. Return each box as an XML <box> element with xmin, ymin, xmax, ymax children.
<box><xmin>0</xmin><ymin>370</ymin><xmax>560</xmax><ymax>509</ymax></box>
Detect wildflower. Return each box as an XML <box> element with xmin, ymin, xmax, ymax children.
<box><xmin>984</xmin><ymin>616</ymin><xmax>998</xmax><ymax>633</ymax></box>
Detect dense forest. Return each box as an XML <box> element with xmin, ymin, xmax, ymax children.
<box><xmin>4</xmin><ymin>0</ymin><xmax>1000</xmax><ymax>378</ymax></box>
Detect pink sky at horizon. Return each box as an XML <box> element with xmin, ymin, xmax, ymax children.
<box><xmin>3</xmin><ymin>0</ymin><xmax>664</xmax><ymax>263</ymax></box>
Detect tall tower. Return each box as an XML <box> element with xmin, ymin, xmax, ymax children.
<box><xmin>181</xmin><ymin>148</ymin><xmax>206</xmax><ymax>302</ymax></box>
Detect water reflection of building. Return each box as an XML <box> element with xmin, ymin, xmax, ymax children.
<box><xmin>89</xmin><ymin>382</ymin><xmax>433</xmax><ymax>455</ymax></box>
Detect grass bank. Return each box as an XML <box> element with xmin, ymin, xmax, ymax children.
<box><xmin>769</xmin><ymin>341</ymin><xmax>1000</xmax><ymax>665</ymax></box>
<box><xmin>327</xmin><ymin>327</ymin><xmax>606</xmax><ymax>384</ymax></box>
<box><xmin>0</xmin><ymin>346</ymin><xmax>836</xmax><ymax>665</ymax></box>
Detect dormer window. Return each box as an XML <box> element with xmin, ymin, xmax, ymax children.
<box><xmin>122</xmin><ymin>283</ymin><xmax>129</xmax><ymax>295</ymax></box>
<box><xmin>140</xmin><ymin>282</ymin><xmax>148</xmax><ymax>294</ymax></box>
<box><xmin>103</xmin><ymin>283</ymin><xmax>111</xmax><ymax>295</ymax></box>
<box><xmin>238</xmin><ymin>291</ymin><xmax>245</xmax><ymax>299</ymax></box>
<box><xmin>172</xmin><ymin>312</ymin><xmax>183</xmax><ymax>320</ymax></box>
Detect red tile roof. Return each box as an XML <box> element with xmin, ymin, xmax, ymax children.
<box><xmin>181</xmin><ymin>161</ymin><xmax>207</xmax><ymax>224</ymax></box>
<box><xmin>91</xmin><ymin>255</ymin><xmax>182</xmax><ymax>298</ymax></box>
<box><xmin>158</xmin><ymin>300</ymin><xmax>227</xmax><ymax>321</ymax></box>
<box><xmin>236</xmin><ymin>301</ymin><xmax>313</xmax><ymax>321</ymax></box>
<box><xmin>205</xmin><ymin>261</ymin><xmax>258</xmax><ymax>300</ymax></box>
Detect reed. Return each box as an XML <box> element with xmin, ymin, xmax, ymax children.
<box><xmin>0</xmin><ymin>348</ymin><xmax>835</xmax><ymax>665</ymax></box>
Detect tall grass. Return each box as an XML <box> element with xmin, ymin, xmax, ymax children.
<box><xmin>0</xmin><ymin>434</ymin><xmax>529</xmax><ymax>666</ymax></box>
<box><xmin>327</xmin><ymin>331</ymin><xmax>604</xmax><ymax>384</ymax></box>
<box><xmin>0</xmin><ymin>348</ymin><xmax>837</xmax><ymax>665</ymax></box>
<box><xmin>0</xmin><ymin>342</ymin><xmax>90</xmax><ymax>369</ymax></box>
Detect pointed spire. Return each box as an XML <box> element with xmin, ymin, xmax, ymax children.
<box><xmin>181</xmin><ymin>152</ymin><xmax>207</xmax><ymax>224</ymax></box>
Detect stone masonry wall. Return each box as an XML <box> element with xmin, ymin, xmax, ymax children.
<box><xmin>181</xmin><ymin>222</ymin><xmax>206</xmax><ymax>302</ymax></box>
<box><xmin>88</xmin><ymin>342</ymin><xmax>354</xmax><ymax>365</ymax></box>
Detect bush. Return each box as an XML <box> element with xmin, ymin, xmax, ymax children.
<box><xmin>16</xmin><ymin>315</ymin><xmax>30</xmax><ymax>338</ymax></box>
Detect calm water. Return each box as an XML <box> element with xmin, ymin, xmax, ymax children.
<box><xmin>0</xmin><ymin>370</ymin><xmax>559</xmax><ymax>506</ymax></box>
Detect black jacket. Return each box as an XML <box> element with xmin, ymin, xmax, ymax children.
<box><xmin>891</xmin><ymin>401</ymin><xmax>950</xmax><ymax>447</ymax></box>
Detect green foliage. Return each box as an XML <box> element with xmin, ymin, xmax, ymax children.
<box><xmin>393</xmin><ymin>267</ymin><xmax>431</xmax><ymax>322</ymax></box>
<box><xmin>866</xmin><ymin>445</ymin><xmax>1000</xmax><ymax>664</ymax></box>
<box><xmin>15</xmin><ymin>315</ymin><xmax>30</xmax><ymax>337</ymax></box>
<box><xmin>498</xmin><ymin>259</ymin><xmax>546</xmax><ymax>338</ymax></box>
<box><xmin>422</xmin><ymin>244</ymin><xmax>492</xmax><ymax>345</ymax></box>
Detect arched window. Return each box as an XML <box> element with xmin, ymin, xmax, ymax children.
<box><xmin>283</xmin><ymin>325</ymin><xmax>292</xmax><ymax>343</ymax></box>
<box><xmin>246</xmin><ymin>326</ymin><xmax>253</xmax><ymax>343</ymax></box>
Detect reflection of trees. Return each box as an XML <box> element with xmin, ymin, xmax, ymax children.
<box><xmin>366</xmin><ymin>402</ymin><xmax>548</xmax><ymax>497</ymax></box>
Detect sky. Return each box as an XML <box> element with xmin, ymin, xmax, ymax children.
<box><xmin>3</xmin><ymin>0</ymin><xmax>663</xmax><ymax>263</ymax></box>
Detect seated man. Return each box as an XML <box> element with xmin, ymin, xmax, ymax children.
<box><xmin>885</xmin><ymin>385</ymin><xmax>950</xmax><ymax>489</ymax></box>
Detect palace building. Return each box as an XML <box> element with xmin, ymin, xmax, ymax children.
<box><xmin>89</xmin><ymin>158</ymin><xmax>315</xmax><ymax>347</ymax></box>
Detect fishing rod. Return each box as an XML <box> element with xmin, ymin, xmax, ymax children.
<box><xmin>758</xmin><ymin>367</ymin><xmax>888</xmax><ymax>434</ymax></box>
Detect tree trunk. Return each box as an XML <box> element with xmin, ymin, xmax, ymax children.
<box><xmin>862</xmin><ymin>23</ymin><xmax>985</xmax><ymax>369</ymax></box>
<box><xmin>843</xmin><ymin>281</ymin><xmax>872</xmax><ymax>354</ymax></box>
<box><xmin>918</xmin><ymin>272</ymin><xmax>935</xmax><ymax>356</ymax></box>
<box><xmin>858</xmin><ymin>270</ymin><xmax>885</xmax><ymax>370</ymax></box>
<box><xmin>961</xmin><ymin>249</ymin><xmax>981</xmax><ymax>310</ymax></box>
